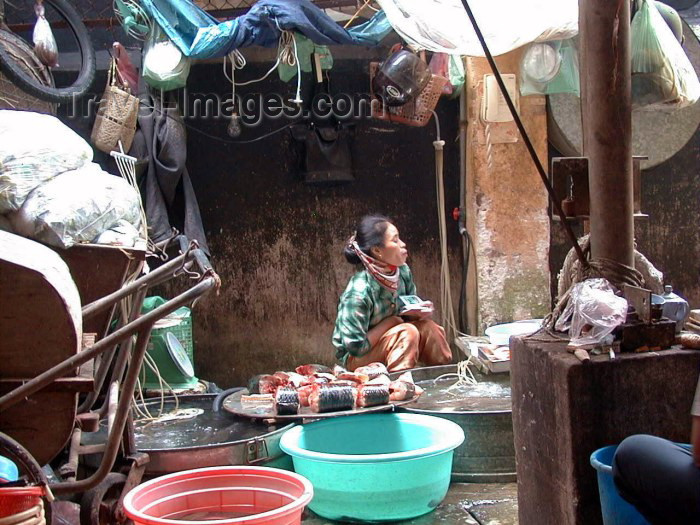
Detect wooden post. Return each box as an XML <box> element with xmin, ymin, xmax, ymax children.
<box><xmin>579</xmin><ymin>0</ymin><xmax>635</xmax><ymax>268</ymax></box>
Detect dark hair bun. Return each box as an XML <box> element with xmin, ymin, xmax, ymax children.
<box><xmin>343</xmin><ymin>244</ymin><xmax>361</xmax><ymax>264</ymax></box>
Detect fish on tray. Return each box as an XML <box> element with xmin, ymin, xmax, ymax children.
<box><xmin>354</xmin><ymin>362</ymin><xmax>389</xmax><ymax>380</ymax></box>
<box><xmin>297</xmin><ymin>384</ymin><xmax>314</xmax><ymax>407</ymax></box>
<box><xmin>388</xmin><ymin>371</ymin><xmax>424</xmax><ymax>401</ymax></box>
<box><xmin>333</xmin><ymin>365</ymin><xmax>370</xmax><ymax>384</ymax></box>
<box><xmin>275</xmin><ymin>387</ymin><xmax>300</xmax><ymax>415</ymax></box>
<box><xmin>248</xmin><ymin>374</ymin><xmax>284</xmax><ymax>395</ymax></box>
<box><xmin>273</xmin><ymin>371</ymin><xmax>307</xmax><ymax>388</ymax></box>
<box><xmin>295</xmin><ymin>363</ymin><xmax>332</xmax><ymax>376</ymax></box>
<box><xmin>308</xmin><ymin>384</ymin><xmax>356</xmax><ymax>413</ymax></box>
<box><xmin>356</xmin><ymin>384</ymin><xmax>390</xmax><ymax>408</ymax></box>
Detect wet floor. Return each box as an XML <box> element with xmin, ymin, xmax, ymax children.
<box><xmin>301</xmin><ymin>482</ymin><xmax>518</xmax><ymax>525</ymax></box>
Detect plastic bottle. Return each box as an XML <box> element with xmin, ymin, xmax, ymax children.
<box><xmin>661</xmin><ymin>285</ymin><xmax>689</xmax><ymax>333</ymax></box>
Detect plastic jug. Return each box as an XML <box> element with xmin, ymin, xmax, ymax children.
<box><xmin>662</xmin><ymin>285</ymin><xmax>689</xmax><ymax>333</ymax></box>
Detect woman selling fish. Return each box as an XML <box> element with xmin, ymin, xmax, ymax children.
<box><xmin>332</xmin><ymin>215</ymin><xmax>453</xmax><ymax>372</ymax></box>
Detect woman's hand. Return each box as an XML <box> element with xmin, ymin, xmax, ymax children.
<box><xmin>367</xmin><ymin>316</ymin><xmax>403</xmax><ymax>347</ymax></box>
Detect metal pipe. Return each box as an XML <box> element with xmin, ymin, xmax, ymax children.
<box><xmin>50</xmin><ymin>327</ymin><xmax>153</xmax><ymax>495</ymax></box>
<box><xmin>81</xmin><ymin>251</ymin><xmax>189</xmax><ymax>320</ymax></box>
<box><xmin>106</xmin><ymin>381</ymin><xmax>119</xmax><ymax>437</ymax></box>
<box><xmin>458</xmin><ymin>0</ymin><xmax>587</xmax><ymax>266</ymax></box>
<box><xmin>0</xmin><ymin>279</ymin><xmax>217</xmax><ymax>411</ymax></box>
<box><xmin>579</xmin><ymin>0</ymin><xmax>634</xmax><ymax>267</ymax></box>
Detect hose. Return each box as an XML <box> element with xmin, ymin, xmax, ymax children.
<box><xmin>212</xmin><ymin>387</ymin><xmax>245</xmax><ymax>412</ymax></box>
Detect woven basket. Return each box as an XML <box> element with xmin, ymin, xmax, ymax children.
<box><xmin>369</xmin><ymin>62</ymin><xmax>448</xmax><ymax>127</ymax></box>
<box><xmin>0</xmin><ymin>29</ymin><xmax>55</xmax><ymax>115</ymax></box>
<box><xmin>91</xmin><ymin>60</ymin><xmax>139</xmax><ymax>153</ymax></box>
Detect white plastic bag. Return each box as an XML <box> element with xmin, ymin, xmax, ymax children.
<box><xmin>555</xmin><ymin>278</ymin><xmax>628</xmax><ymax>347</ymax></box>
<box><xmin>33</xmin><ymin>2</ymin><xmax>59</xmax><ymax>67</ymax></box>
<box><xmin>631</xmin><ymin>0</ymin><xmax>700</xmax><ymax>109</ymax></box>
<box><xmin>142</xmin><ymin>27</ymin><xmax>191</xmax><ymax>91</ymax></box>
<box><xmin>376</xmin><ymin>0</ymin><xmax>578</xmax><ymax>57</ymax></box>
<box><xmin>0</xmin><ymin>111</ymin><xmax>93</xmax><ymax>213</ymax></box>
<box><xmin>10</xmin><ymin>163</ymin><xmax>143</xmax><ymax>249</ymax></box>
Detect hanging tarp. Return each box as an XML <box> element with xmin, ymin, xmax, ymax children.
<box><xmin>376</xmin><ymin>0</ymin><xmax>578</xmax><ymax>57</ymax></box>
<box><xmin>139</xmin><ymin>0</ymin><xmax>393</xmax><ymax>59</ymax></box>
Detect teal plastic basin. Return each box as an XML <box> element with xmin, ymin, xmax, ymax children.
<box><xmin>279</xmin><ymin>412</ymin><xmax>465</xmax><ymax>522</ymax></box>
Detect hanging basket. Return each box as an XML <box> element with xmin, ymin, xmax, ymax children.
<box><xmin>369</xmin><ymin>62</ymin><xmax>447</xmax><ymax>127</ymax></box>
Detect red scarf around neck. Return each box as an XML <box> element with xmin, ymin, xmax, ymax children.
<box><xmin>349</xmin><ymin>237</ymin><xmax>400</xmax><ymax>293</ymax></box>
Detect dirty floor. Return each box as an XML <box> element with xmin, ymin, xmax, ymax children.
<box><xmin>302</xmin><ymin>482</ymin><xmax>518</xmax><ymax>525</ymax></box>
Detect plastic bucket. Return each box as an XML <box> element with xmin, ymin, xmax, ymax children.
<box><xmin>590</xmin><ymin>446</ymin><xmax>651</xmax><ymax>525</ymax></box>
<box><xmin>123</xmin><ymin>466</ymin><xmax>313</xmax><ymax>525</ymax></box>
<box><xmin>0</xmin><ymin>487</ymin><xmax>45</xmax><ymax>523</ymax></box>
<box><xmin>280</xmin><ymin>412</ymin><xmax>465</xmax><ymax>522</ymax></box>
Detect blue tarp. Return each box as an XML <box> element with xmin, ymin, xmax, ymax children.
<box><xmin>139</xmin><ymin>0</ymin><xmax>393</xmax><ymax>59</ymax></box>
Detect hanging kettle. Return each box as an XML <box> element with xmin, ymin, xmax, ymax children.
<box><xmin>372</xmin><ymin>47</ymin><xmax>431</xmax><ymax>107</ymax></box>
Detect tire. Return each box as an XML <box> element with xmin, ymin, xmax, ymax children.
<box><xmin>0</xmin><ymin>432</ymin><xmax>53</xmax><ymax>524</ymax></box>
<box><xmin>0</xmin><ymin>0</ymin><xmax>96</xmax><ymax>103</ymax></box>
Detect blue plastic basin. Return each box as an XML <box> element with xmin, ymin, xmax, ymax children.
<box><xmin>279</xmin><ymin>412</ymin><xmax>465</xmax><ymax>522</ymax></box>
<box><xmin>590</xmin><ymin>445</ymin><xmax>651</xmax><ymax>525</ymax></box>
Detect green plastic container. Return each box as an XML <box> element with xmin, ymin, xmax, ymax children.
<box><xmin>140</xmin><ymin>297</ymin><xmax>198</xmax><ymax>390</ymax></box>
<box><xmin>279</xmin><ymin>413</ymin><xmax>465</xmax><ymax>522</ymax></box>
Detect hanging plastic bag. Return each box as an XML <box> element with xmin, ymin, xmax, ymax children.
<box><xmin>143</xmin><ymin>26</ymin><xmax>191</xmax><ymax>92</ymax></box>
<box><xmin>554</xmin><ymin>278</ymin><xmax>628</xmax><ymax>347</ymax></box>
<box><xmin>631</xmin><ymin>0</ymin><xmax>700</xmax><ymax>109</ymax></box>
<box><xmin>32</xmin><ymin>1</ymin><xmax>58</xmax><ymax>67</ymax></box>
<box><xmin>447</xmin><ymin>55</ymin><xmax>465</xmax><ymax>98</ymax></box>
<box><xmin>520</xmin><ymin>39</ymin><xmax>579</xmax><ymax>97</ymax></box>
<box><xmin>428</xmin><ymin>53</ymin><xmax>453</xmax><ymax>95</ymax></box>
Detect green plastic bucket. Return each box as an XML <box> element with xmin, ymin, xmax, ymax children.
<box><xmin>280</xmin><ymin>413</ymin><xmax>465</xmax><ymax>522</ymax></box>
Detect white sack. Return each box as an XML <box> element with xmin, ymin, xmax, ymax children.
<box><xmin>0</xmin><ymin>110</ymin><xmax>93</xmax><ymax>213</ymax></box>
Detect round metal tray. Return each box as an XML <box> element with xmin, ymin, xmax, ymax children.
<box><xmin>222</xmin><ymin>389</ymin><xmax>419</xmax><ymax>420</ymax></box>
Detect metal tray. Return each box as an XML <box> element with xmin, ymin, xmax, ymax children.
<box><xmin>222</xmin><ymin>389</ymin><xmax>419</xmax><ymax>421</ymax></box>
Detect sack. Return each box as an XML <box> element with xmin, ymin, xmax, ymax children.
<box><xmin>0</xmin><ymin>110</ymin><xmax>93</xmax><ymax>213</ymax></box>
<box><xmin>142</xmin><ymin>26</ymin><xmax>191</xmax><ymax>91</ymax></box>
<box><xmin>631</xmin><ymin>0</ymin><xmax>700</xmax><ymax>109</ymax></box>
<box><xmin>113</xmin><ymin>42</ymin><xmax>139</xmax><ymax>91</ymax></box>
<box><xmin>91</xmin><ymin>58</ymin><xmax>139</xmax><ymax>154</ymax></box>
<box><xmin>10</xmin><ymin>163</ymin><xmax>143</xmax><ymax>249</ymax></box>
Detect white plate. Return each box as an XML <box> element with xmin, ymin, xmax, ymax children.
<box><xmin>484</xmin><ymin>319</ymin><xmax>543</xmax><ymax>346</ymax></box>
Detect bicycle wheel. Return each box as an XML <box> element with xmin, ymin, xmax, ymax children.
<box><xmin>0</xmin><ymin>0</ymin><xmax>95</xmax><ymax>103</ymax></box>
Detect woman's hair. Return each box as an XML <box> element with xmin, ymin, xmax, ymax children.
<box><xmin>343</xmin><ymin>215</ymin><xmax>392</xmax><ymax>264</ymax></box>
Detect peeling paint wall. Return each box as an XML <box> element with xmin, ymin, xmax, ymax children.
<box><xmin>465</xmin><ymin>51</ymin><xmax>552</xmax><ymax>332</ymax></box>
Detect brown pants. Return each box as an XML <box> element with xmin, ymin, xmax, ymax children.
<box><xmin>347</xmin><ymin>319</ymin><xmax>453</xmax><ymax>372</ymax></box>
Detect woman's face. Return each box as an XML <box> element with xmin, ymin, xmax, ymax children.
<box><xmin>371</xmin><ymin>223</ymin><xmax>408</xmax><ymax>267</ymax></box>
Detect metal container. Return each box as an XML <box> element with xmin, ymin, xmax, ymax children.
<box><xmin>83</xmin><ymin>395</ymin><xmax>294</xmax><ymax>475</ymax></box>
<box><xmin>392</xmin><ymin>365</ymin><xmax>516</xmax><ymax>483</ymax></box>
<box><xmin>135</xmin><ymin>395</ymin><xmax>295</xmax><ymax>475</ymax></box>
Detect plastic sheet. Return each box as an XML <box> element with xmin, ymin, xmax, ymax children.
<box><xmin>555</xmin><ymin>278</ymin><xmax>628</xmax><ymax>347</ymax></box>
<box><xmin>137</xmin><ymin>0</ymin><xmax>392</xmax><ymax>59</ymax></box>
<box><xmin>10</xmin><ymin>163</ymin><xmax>143</xmax><ymax>249</ymax></box>
<box><xmin>376</xmin><ymin>0</ymin><xmax>578</xmax><ymax>57</ymax></box>
<box><xmin>0</xmin><ymin>111</ymin><xmax>93</xmax><ymax>214</ymax></box>
<box><xmin>631</xmin><ymin>0</ymin><xmax>700</xmax><ymax>109</ymax></box>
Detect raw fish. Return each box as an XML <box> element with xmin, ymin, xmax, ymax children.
<box><xmin>297</xmin><ymin>384</ymin><xmax>314</xmax><ymax>407</ymax></box>
<box><xmin>356</xmin><ymin>384</ymin><xmax>390</xmax><ymax>407</ymax></box>
<box><xmin>295</xmin><ymin>364</ymin><xmax>332</xmax><ymax>376</ymax></box>
<box><xmin>389</xmin><ymin>380</ymin><xmax>417</xmax><ymax>401</ymax></box>
<box><xmin>308</xmin><ymin>384</ymin><xmax>355</xmax><ymax>413</ymax></box>
<box><xmin>367</xmin><ymin>374</ymin><xmax>391</xmax><ymax>386</ymax></box>
<box><xmin>247</xmin><ymin>374</ymin><xmax>283</xmax><ymax>395</ymax></box>
<box><xmin>354</xmin><ymin>362</ymin><xmax>389</xmax><ymax>380</ymax></box>
<box><xmin>275</xmin><ymin>387</ymin><xmax>300</xmax><ymax>415</ymax></box>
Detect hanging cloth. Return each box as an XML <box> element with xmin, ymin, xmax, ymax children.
<box><xmin>129</xmin><ymin>93</ymin><xmax>210</xmax><ymax>254</ymax></box>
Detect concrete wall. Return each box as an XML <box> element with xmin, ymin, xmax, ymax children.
<box><xmin>464</xmin><ymin>51</ymin><xmax>552</xmax><ymax>332</ymax></box>
<box><xmin>178</xmin><ymin>50</ymin><xmax>463</xmax><ymax>387</ymax></box>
